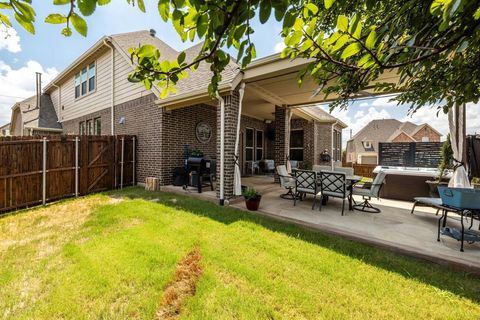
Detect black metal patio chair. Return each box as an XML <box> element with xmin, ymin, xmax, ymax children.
<box><xmin>294</xmin><ymin>169</ymin><xmax>319</xmax><ymax>210</ymax></box>
<box><xmin>319</xmin><ymin>171</ymin><xmax>348</xmax><ymax>215</ymax></box>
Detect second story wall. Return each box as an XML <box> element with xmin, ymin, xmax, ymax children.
<box><xmin>49</xmin><ymin>45</ymin><xmax>154</xmax><ymax>123</ymax></box>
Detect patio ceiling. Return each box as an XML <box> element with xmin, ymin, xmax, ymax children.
<box><xmin>243</xmin><ymin>55</ymin><xmax>398</xmax><ymax>110</ymax></box>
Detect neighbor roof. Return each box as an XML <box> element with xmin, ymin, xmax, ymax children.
<box><xmin>347</xmin><ymin>119</ymin><xmax>442</xmax><ymax>154</ymax></box>
<box><xmin>13</xmin><ymin>94</ymin><xmax>62</xmax><ymax>130</ymax></box>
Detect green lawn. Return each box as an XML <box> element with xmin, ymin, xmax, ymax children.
<box><xmin>1</xmin><ymin>187</ymin><xmax>479</xmax><ymax>319</ymax></box>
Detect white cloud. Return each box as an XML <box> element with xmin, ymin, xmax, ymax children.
<box><xmin>274</xmin><ymin>42</ymin><xmax>285</xmax><ymax>53</ymax></box>
<box><xmin>402</xmin><ymin>104</ymin><xmax>480</xmax><ymax>138</ymax></box>
<box><xmin>0</xmin><ymin>25</ymin><xmax>21</xmax><ymax>53</ymax></box>
<box><xmin>0</xmin><ymin>60</ymin><xmax>59</xmax><ymax>125</ymax></box>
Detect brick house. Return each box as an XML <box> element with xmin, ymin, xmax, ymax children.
<box><xmin>346</xmin><ymin>119</ymin><xmax>442</xmax><ymax>165</ymax></box>
<box><xmin>9</xmin><ymin>30</ymin><xmax>358</xmax><ymax>201</ymax></box>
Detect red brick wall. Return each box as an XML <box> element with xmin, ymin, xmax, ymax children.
<box><xmin>412</xmin><ymin>125</ymin><xmax>441</xmax><ymax>142</ymax></box>
<box><xmin>161</xmin><ymin>104</ymin><xmax>217</xmax><ymax>184</ymax></box>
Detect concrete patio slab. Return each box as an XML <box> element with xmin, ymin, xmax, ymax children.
<box><xmin>163</xmin><ymin>176</ymin><xmax>480</xmax><ymax>274</ymax></box>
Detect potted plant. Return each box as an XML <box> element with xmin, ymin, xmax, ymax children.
<box><xmin>190</xmin><ymin>149</ymin><xmax>204</xmax><ymax>158</ymax></box>
<box><xmin>426</xmin><ymin>135</ymin><xmax>453</xmax><ymax>197</ymax></box>
<box><xmin>472</xmin><ymin>177</ymin><xmax>480</xmax><ymax>189</ymax></box>
<box><xmin>243</xmin><ymin>187</ymin><xmax>262</xmax><ymax>211</ymax></box>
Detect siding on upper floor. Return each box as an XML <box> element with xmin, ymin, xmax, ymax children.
<box><xmin>49</xmin><ymin>46</ymin><xmax>154</xmax><ymax>123</ymax></box>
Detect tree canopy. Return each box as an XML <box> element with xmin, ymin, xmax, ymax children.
<box><xmin>1</xmin><ymin>0</ymin><xmax>479</xmax><ymax>112</ymax></box>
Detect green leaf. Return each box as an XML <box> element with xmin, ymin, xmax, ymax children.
<box><xmin>70</xmin><ymin>13</ymin><xmax>87</xmax><ymax>36</ymax></box>
<box><xmin>0</xmin><ymin>2</ymin><xmax>12</xmax><ymax>9</ymax></box>
<box><xmin>306</xmin><ymin>3</ymin><xmax>318</xmax><ymax>15</ymax></box>
<box><xmin>14</xmin><ymin>12</ymin><xmax>34</xmax><ymax>34</ymax></box>
<box><xmin>337</xmin><ymin>15</ymin><xmax>348</xmax><ymax>32</ymax></box>
<box><xmin>137</xmin><ymin>0</ymin><xmax>145</xmax><ymax>12</ymax></box>
<box><xmin>77</xmin><ymin>0</ymin><xmax>96</xmax><ymax>16</ymax></box>
<box><xmin>137</xmin><ymin>44</ymin><xmax>156</xmax><ymax>57</ymax></box>
<box><xmin>331</xmin><ymin>34</ymin><xmax>349</xmax><ymax>53</ymax></box>
<box><xmin>61</xmin><ymin>27</ymin><xmax>72</xmax><ymax>36</ymax></box>
<box><xmin>0</xmin><ymin>13</ymin><xmax>12</xmax><ymax>27</ymax></box>
<box><xmin>340</xmin><ymin>42</ymin><xmax>361</xmax><ymax>60</ymax></box>
<box><xmin>158</xmin><ymin>0</ymin><xmax>169</xmax><ymax>22</ymax></box>
<box><xmin>14</xmin><ymin>1</ymin><xmax>35</xmax><ymax>21</ymax></box>
<box><xmin>177</xmin><ymin>51</ymin><xmax>186</xmax><ymax>64</ymax></box>
<box><xmin>97</xmin><ymin>0</ymin><xmax>111</xmax><ymax>5</ymax></box>
<box><xmin>259</xmin><ymin>0</ymin><xmax>272</xmax><ymax>24</ymax></box>
<box><xmin>196</xmin><ymin>13</ymin><xmax>208</xmax><ymax>37</ymax></box>
<box><xmin>45</xmin><ymin>13</ymin><xmax>67</xmax><ymax>24</ymax></box>
<box><xmin>53</xmin><ymin>0</ymin><xmax>70</xmax><ymax>5</ymax></box>
<box><xmin>365</xmin><ymin>28</ymin><xmax>377</xmax><ymax>50</ymax></box>
<box><xmin>324</xmin><ymin>0</ymin><xmax>335</xmax><ymax>9</ymax></box>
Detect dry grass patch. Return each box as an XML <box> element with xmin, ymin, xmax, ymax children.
<box><xmin>156</xmin><ymin>248</ymin><xmax>203</xmax><ymax>320</ymax></box>
<box><xmin>0</xmin><ymin>196</ymin><xmax>106</xmax><ymax>256</ymax></box>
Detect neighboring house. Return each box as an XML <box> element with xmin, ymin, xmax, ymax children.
<box><xmin>346</xmin><ymin>119</ymin><xmax>442</xmax><ymax>165</ymax></box>
<box><xmin>10</xmin><ymin>94</ymin><xmax>63</xmax><ymax>136</ymax></box>
<box><xmin>10</xmin><ymin>29</ymin><xmax>350</xmax><ymax>200</ymax></box>
<box><xmin>0</xmin><ymin>123</ymin><xmax>10</xmax><ymax>136</ymax></box>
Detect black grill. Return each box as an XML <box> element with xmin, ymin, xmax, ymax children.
<box><xmin>184</xmin><ymin>157</ymin><xmax>216</xmax><ymax>193</ymax></box>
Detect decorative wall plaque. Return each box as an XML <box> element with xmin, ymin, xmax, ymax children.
<box><xmin>195</xmin><ymin>122</ymin><xmax>212</xmax><ymax>143</ymax></box>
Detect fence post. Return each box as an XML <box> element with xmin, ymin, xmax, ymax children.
<box><xmin>120</xmin><ymin>136</ymin><xmax>125</xmax><ymax>189</ymax></box>
<box><xmin>75</xmin><ymin>136</ymin><xmax>79</xmax><ymax>197</ymax></box>
<box><xmin>132</xmin><ymin>136</ymin><xmax>136</xmax><ymax>186</ymax></box>
<box><xmin>42</xmin><ymin>137</ymin><xmax>47</xmax><ymax>205</ymax></box>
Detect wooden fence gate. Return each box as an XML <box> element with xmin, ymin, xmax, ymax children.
<box><xmin>0</xmin><ymin>135</ymin><xmax>136</xmax><ymax>213</ymax></box>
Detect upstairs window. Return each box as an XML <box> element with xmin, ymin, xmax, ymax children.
<box><xmin>75</xmin><ymin>62</ymin><xmax>96</xmax><ymax>99</ymax></box>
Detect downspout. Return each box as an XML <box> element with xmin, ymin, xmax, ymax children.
<box><xmin>216</xmin><ymin>92</ymin><xmax>225</xmax><ymax>205</ymax></box>
<box><xmin>331</xmin><ymin>120</ymin><xmax>340</xmax><ymax>170</ymax></box>
<box><xmin>52</xmin><ymin>84</ymin><xmax>61</xmax><ymax>121</ymax></box>
<box><xmin>103</xmin><ymin>38</ymin><xmax>115</xmax><ymax>135</ymax></box>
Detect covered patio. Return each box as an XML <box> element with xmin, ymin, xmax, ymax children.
<box><xmin>163</xmin><ymin>175</ymin><xmax>480</xmax><ymax>273</ymax></box>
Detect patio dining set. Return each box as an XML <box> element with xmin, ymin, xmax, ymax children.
<box><xmin>276</xmin><ymin>164</ymin><xmax>386</xmax><ymax>216</ymax></box>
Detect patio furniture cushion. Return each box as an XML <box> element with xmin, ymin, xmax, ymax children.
<box><xmin>322</xmin><ymin>190</ymin><xmax>345</xmax><ymax>198</ymax></box>
<box><xmin>277</xmin><ymin>165</ymin><xmax>295</xmax><ymax>188</ymax></box>
<box><xmin>413</xmin><ymin>197</ymin><xmax>443</xmax><ymax>207</ymax></box>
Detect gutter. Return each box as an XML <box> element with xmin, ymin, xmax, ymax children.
<box><xmin>103</xmin><ymin>37</ymin><xmax>115</xmax><ymax>135</ymax></box>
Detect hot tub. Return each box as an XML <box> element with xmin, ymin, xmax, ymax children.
<box><xmin>373</xmin><ymin>166</ymin><xmax>451</xmax><ymax>201</ymax></box>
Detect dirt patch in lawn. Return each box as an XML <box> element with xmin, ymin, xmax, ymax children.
<box><xmin>155</xmin><ymin>248</ymin><xmax>203</xmax><ymax>319</ymax></box>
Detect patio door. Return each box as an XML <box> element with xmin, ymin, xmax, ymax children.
<box><xmin>244</xmin><ymin>128</ymin><xmax>264</xmax><ymax>175</ymax></box>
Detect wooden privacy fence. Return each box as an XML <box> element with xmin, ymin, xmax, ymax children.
<box><xmin>0</xmin><ymin>135</ymin><xmax>136</xmax><ymax>213</ymax></box>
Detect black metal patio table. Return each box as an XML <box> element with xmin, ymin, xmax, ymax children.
<box><xmin>436</xmin><ymin>204</ymin><xmax>480</xmax><ymax>252</ymax></box>
<box><xmin>317</xmin><ymin>174</ymin><xmax>362</xmax><ymax>211</ymax></box>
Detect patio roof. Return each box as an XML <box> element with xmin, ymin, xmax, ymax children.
<box><xmin>159</xmin><ymin>53</ymin><xmax>400</xmax><ymax>125</ymax></box>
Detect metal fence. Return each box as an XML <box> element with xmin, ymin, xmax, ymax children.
<box><xmin>0</xmin><ymin>135</ymin><xmax>136</xmax><ymax>213</ymax></box>
<box><xmin>378</xmin><ymin>142</ymin><xmax>443</xmax><ymax>167</ymax></box>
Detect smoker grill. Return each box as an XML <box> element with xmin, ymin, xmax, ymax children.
<box><xmin>183</xmin><ymin>157</ymin><xmax>216</xmax><ymax>193</ymax></box>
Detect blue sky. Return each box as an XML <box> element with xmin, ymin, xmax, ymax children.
<box><xmin>1</xmin><ymin>2</ymin><xmax>479</xmax><ymax>143</ymax></box>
